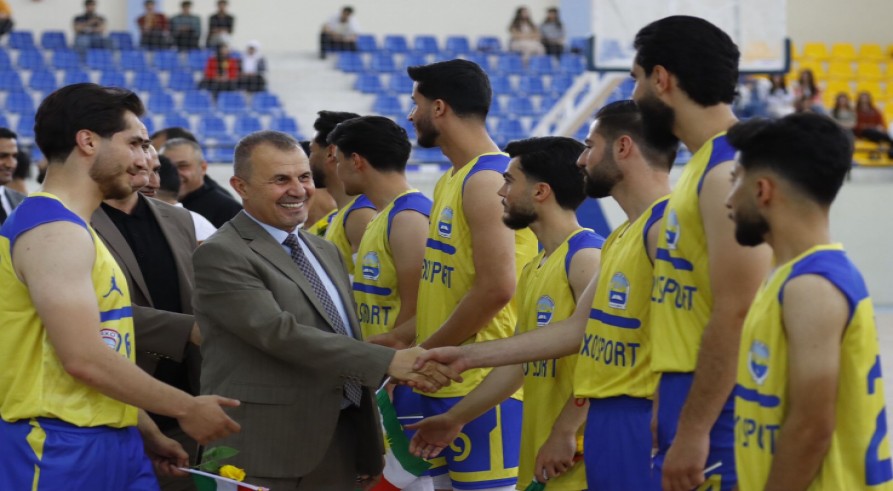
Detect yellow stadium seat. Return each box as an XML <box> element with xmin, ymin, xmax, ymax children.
<box><xmin>856</xmin><ymin>81</ymin><xmax>883</xmax><ymax>100</ymax></box>
<box><xmin>825</xmin><ymin>80</ymin><xmax>852</xmax><ymax>98</ymax></box>
<box><xmin>795</xmin><ymin>60</ymin><xmax>826</xmax><ymax>78</ymax></box>
<box><xmin>830</xmin><ymin>42</ymin><xmax>857</xmax><ymax>62</ymax></box>
<box><xmin>801</xmin><ymin>42</ymin><xmax>829</xmax><ymax>62</ymax></box>
<box><xmin>859</xmin><ymin>43</ymin><xmax>886</xmax><ymax>62</ymax></box>
<box><xmin>826</xmin><ymin>61</ymin><xmax>855</xmax><ymax>82</ymax></box>
<box><xmin>856</xmin><ymin>61</ymin><xmax>884</xmax><ymax>82</ymax></box>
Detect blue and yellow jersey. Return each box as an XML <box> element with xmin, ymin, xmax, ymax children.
<box><xmin>324</xmin><ymin>194</ymin><xmax>375</xmax><ymax>276</ymax></box>
<box><xmin>416</xmin><ymin>153</ymin><xmax>538</xmax><ymax>397</ymax></box>
<box><xmin>517</xmin><ymin>228</ymin><xmax>602</xmax><ymax>490</ymax></box>
<box><xmin>306</xmin><ymin>208</ymin><xmax>336</xmax><ymax>237</ymax></box>
<box><xmin>575</xmin><ymin>196</ymin><xmax>668</xmax><ymax>400</ymax></box>
<box><xmin>650</xmin><ymin>133</ymin><xmax>735</xmax><ymax>373</ymax></box>
<box><xmin>0</xmin><ymin>193</ymin><xmax>138</xmax><ymax>428</ymax></box>
<box><xmin>735</xmin><ymin>244</ymin><xmax>893</xmax><ymax>490</ymax></box>
<box><xmin>353</xmin><ymin>189</ymin><xmax>432</xmax><ymax>339</ymax></box>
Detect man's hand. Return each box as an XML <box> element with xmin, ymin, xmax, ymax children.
<box><xmin>144</xmin><ymin>431</ymin><xmax>190</xmax><ymax>478</ymax></box>
<box><xmin>534</xmin><ymin>429</ymin><xmax>578</xmax><ymax>483</ymax></box>
<box><xmin>388</xmin><ymin>347</ymin><xmax>462</xmax><ymax>393</ymax></box>
<box><xmin>406</xmin><ymin>412</ymin><xmax>464</xmax><ymax>459</ymax></box>
<box><xmin>178</xmin><ymin>395</ymin><xmax>242</xmax><ymax>445</ymax></box>
<box><xmin>411</xmin><ymin>346</ymin><xmax>471</xmax><ymax>375</ymax></box>
<box><xmin>356</xmin><ymin>473</ymin><xmax>381</xmax><ymax>491</ymax></box>
<box><xmin>189</xmin><ymin>323</ymin><xmax>202</xmax><ymax>346</ymax></box>
<box><xmin>661</xmin><ymin>428</ymin><xmax>710</xmax><ymax>491</ymax></box>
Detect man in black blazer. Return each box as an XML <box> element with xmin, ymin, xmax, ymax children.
<box><xmin>0</xmin><ymin>128</ymin><xmax>25</xmax><ymax>225</ymax></box>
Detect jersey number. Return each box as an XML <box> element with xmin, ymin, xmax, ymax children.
<box><xmin>866</xmin><ymin>355</ymin><xmax>893</xmax><ymax>485</ymax></box>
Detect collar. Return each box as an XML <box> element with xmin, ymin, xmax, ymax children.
<box><xmin>243</xmin><ymin>211</ymin><xmax>303</xmax><ymax>245</ymax></box>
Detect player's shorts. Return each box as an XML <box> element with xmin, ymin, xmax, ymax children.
<box><xmin>420</xmin><ymin>395</ymin><xmax>522</xmax><ymax>490</ymax></box>
<box><xmin>392</xmin><ymin>385</ymin><xmax>441</xmax><ymax>477</ymax></box>
<box><xmin>584</xmin><ymin>396</ymin><xmax>659</xmax><ymax>491</ymax></box>
<box><xmin>653</xmin><ymin>372</ymin><xmax>737</xmax><ymax>491</ymax></box>
<box><xmin>0</xmin><ymin>417</ymin><xmax>158</xmax><ymax>491</ymax></box>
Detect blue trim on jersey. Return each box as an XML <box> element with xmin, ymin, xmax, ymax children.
<box><xmin>655</xmin><ymin>248</ymin><xmax>694</xmax><ymax>271</ymax></box>
<box><xmin>351</xmin><ymin>282</ymin><xmax>393</xmax><ymax>296</ymax></box>
<box><xmin>0</xmin><ymin>196</ymin><xmax>90</xmax><ymax>253</ymax></box>
<box><xmin>387</xmin><ymin>192</ymin><xmax>433</xmax><ymax>238</ymax></box>
<box><xmin>589</xmin><ymin>308</ymin><xmax>642</xmax><ymax>329</ymax></box>
<box><xmin>99</xmin><ymin>306</ymin><xmax>133</xmax><ymax>323</ymax></box>
<box><xmin>734</xmin><ymin>384</ymin><xmax>781</xmax><ymax>408</ymax></box>
<box><xmin>344</xmin><ymin>194</ymin><xmax>376</xmax><ymax>222</ymax></box>
<box><xmin>642</xmin><ymin>198</ymin><xmax>669</xmax><ymax>253</ymax></box>
<box><xmin>697</xmin><ymin>134</ymin><xmax>736</xmax><ymax>195</ymax></box>
<box><xmin>462</xmin><ymin>154</ymin><xmax>510</xmax><ymax>192</ymax></box>
<box><xmin>564</xmin><ymin>229</ymin><xmax>605</xmax><ymax>276</ymax></box>
<box><xmin>780</xmin><ymin>249</ymin><xmax>869</xmax><ymax>324</ymax></box>
<box><xmin>426</xmin><ymin>238</ymin><xmax>456</xmax><ymax>255</ymax></box>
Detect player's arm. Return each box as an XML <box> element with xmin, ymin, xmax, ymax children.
<box><xmin>763</xmin><ymin>275</ymin><xmax>845</xmax><ymax>491</ymax></box>
<box><xmin>14</xmin><ymin>222</ymin><xmax>240</xmax><ymax>445</ymax></box>
<box><xmin>137</xmin><ymin>409</ymin><xmax>189</xmax><ymax>477</ymax></box>
<box><xmin>388</xmin><ymin>210</ymin><xmax>429</xmax><ymax>333</ymax></box>
<box><xmin>345</xmin><ymin>206</ymin><xmax>376</xmax><ymax>254</ymax></box>
<box><xmin>662</xmin><ymin>161</ymin><xmax>772</xmax><ymax>491</ymax></box>
<box><xmin>420</xmin><ymin>170</ymin><xmax>518</xmax><ymax>348</ymax></box>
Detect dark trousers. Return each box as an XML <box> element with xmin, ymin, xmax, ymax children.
<box><xmin>320</xmin><ymin>32</ymin><xmax>357</xmax><ymax>59</ymax></box>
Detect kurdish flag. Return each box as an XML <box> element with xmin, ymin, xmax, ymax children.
<box><xmin>180</xmin><ymin>468</ymin><xmax>269</xmax><ymax>491</ymax></box>
<box><xmin>370</xmin><ymin>386</ymin><xmax>432</xmax><ymax>490</ymax></box>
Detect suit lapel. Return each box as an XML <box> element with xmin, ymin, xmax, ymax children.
<box><xmin>91</xmin><ymin>206</ymin><xmax>153</xmax><ymax>305</ymax></box>
<box><xmin>146</xmin><ymin>196</ymin><xmax>195</xmax><ymax>314</ymax></box>
<box><xmin>301</xmin><ymin>230</ymin><xmax>362</xmax><ymax>340</ymax></box>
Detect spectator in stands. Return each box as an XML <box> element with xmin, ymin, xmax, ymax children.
<box><xmin>792</xmin><ymin>68</ymin><xmax>824</xmax><ymax>113</ymax></box>
<box><xmin>170</xmin><ymin>0</ymin><xmax>200</xmax><ymax>51</ymax></box>
<box><xmin>0</xmin><ymin>0</ymin><xmax>13</xmax><ymax>40</ymax></box>
<box><xmin>199</xmin><ymin>44</ymin><xmax>241</xmax><ymax>96</ymax></box>
<box><xmin>140</xmin><ymin>150</ymin><xmax>217</xmax><ymax>243</ymax></box>
<box><xmin>319</xmin><ymin>6</ymin><xmax>359</xmax><ymax>59</ymax></box>
<box><xmin>508</xmin><ymin>6</ymin><xmax>545</xmax><ymax>60</ymax></box>
<box><xmin>73</xmin><ymin>0</ymin><xmax>109</xmax><ymax>51</ymax></box>
<box><xmin>830</xmin><ymin>92</ymin><xmax>856</xmax><ymax>131</ymax></box>
<box><xmin>539</xmin><ymin>7</ymin><xmax>565</xmax><ymax>57</ymax></box>
<box><xmin>207</xmin><ymin>0</ymin><xmax>234</xmax><ymax>48</ymax></box>
<box><xmin>765</xmin><ymin>73</ymin><xmax>795</xmax><ymax>118</ymax></box>
<box><xmin>854</xmin><ymin>91</ymin><xmax>893</xmax><ymax>157</ymax></box>
<box><xmin>239</xmin><ymin>40</ymin><xmax>267</xmax><ymax>92</ymax></box>
<box><xmin>137</xmin><ymin>0</ymin><xmax>171</xmax><ymax>49</ymax></box>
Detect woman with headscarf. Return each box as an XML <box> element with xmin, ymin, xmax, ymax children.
<box><xmin>239</xmin><ymin>40</ymin><xmax>267</xmax><ymax>92</ymax></box>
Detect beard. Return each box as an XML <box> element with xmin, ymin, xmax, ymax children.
<box><xmin>733</xmin><ymin>209</ymin><xmax>769</xmax><ymax>247</ymax></box>
<box><xmin>415</xmin><ymin>116</ymin><xmax>440</xmax><ymax>149</ymax></box>
<box><xmin>637</xmin><ymin>92</ymin><xmax>681</xmax><ymax>151</ymax></box>
<box><xmin>583</xmin><ymin>153</ymin><xmax>622</xmax><ymax>199</ymax></box>
<box><xmin>90</xmin><ymin>153</ymin><xmax>134</xmax><ymax>200</ymax></box>
<box><xmin>502</xmin><ymin>201</ymin><xmax>537</xmax><ymax>230</ymax></box>
<box><xmin>309</xmin><ymin>158</ymin><xmax>327</xmax><ymax>188</ymax></box>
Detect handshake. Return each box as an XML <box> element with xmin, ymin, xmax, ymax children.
<box><xmin>385</xmin><ymin>346</ymin><xmax>467</xmax><ymax>393</ymax></box>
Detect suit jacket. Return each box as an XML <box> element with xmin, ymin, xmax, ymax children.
<box><xmin>192</xmin><ymin>211</ymin><xmax>394</xmax><ymax>479</ymax></box>
<box><xmin>4</xmin><ymin>187</ymin><xmax>25</xmax><ymax>209</ymax></box>
<box><xmin>91</xmin><ymin>195</ymin><xmax>200</xmax><ymax>391</ymax></box>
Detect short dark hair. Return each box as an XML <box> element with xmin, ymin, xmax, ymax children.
<box><xmin>505</xmin><ymin>137</ymin><xmax>587</xmax><ymax>211</ymax></box>
<box><xmin>633</xmin><ymin>16</ymin><xmax>739</xmax><ymax>106</ymax></box>
<box><xmin>35</xmin><ymin>83</ymin><xmax>145</xmax><ymax>164</ymax></box>
<box><xmin>234</xmin><ymin>130</ymin><xmax>301</xmax><ymax>179</ymax></box>
<box><xmin>0</xmin><ymin>128</ymin><xmax>16</xmax><ymax>140</ymax></box>
<box><xmin>151</xmin><ymin>126</ymin><xmax>198</xmax><ymax>144</ymax></box>
<box><xmin>327</xmin><ymin>116</ymin><xmax>411</xmax><ymax>173</ymax></box>
<box><xmin>727</xmin><ymin>113</ymin><xmax>853</xmax><ymax>205</ymax></box>
<box><xmin>157</xmin><ymin>154</ymin><xmax>180</xmax><ymax>195</ymax></box>
<box><xmin>407</xmin><ymin>59</ymin><xmax>491</xmax><ymax>120</ymax></box>
<box><xmin>594</xmin><ymin>100</ymin><xmax>677</xmax><ymax>170</ymax></box>
<box><xmin>312</xmin><ymin>110</ymin><xmax>360</xmax><ymax>147</ymax></box>
<box><xmin>85</xmin><ymin>0</ymin><xmax>95</xmax><ymax>6</ymax></box>
<box><xmin>14</xmin><ymin>149</ymin><xmax>32</xmax><ymax>180</ymax></box>
<box><xmin>343</xmin><ymin>6</ymin><xmax>354</xmax><ymax>14</ymax></box>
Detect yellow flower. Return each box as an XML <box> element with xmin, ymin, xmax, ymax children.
<box><xmin>219</xmin><ymin>465</ymin><xmax>246</xmax><ymax>482</ymax></box>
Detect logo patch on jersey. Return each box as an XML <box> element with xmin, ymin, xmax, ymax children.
<box><xmin>100</xmin><ymin>328</ymin><xmax>122</xmax><ymax>351</ymax></box>
<box><xmin>608</xmin><ymin>273</ymin><xmax>630</xmax><ymax>310</ymax></box>
<box><xmin>748</xmin><ymin>340</ymin><xmax>770</xmax><ymax>386</ymax></box>
<box><xmin>536</xmin><ymin>295</ymin><xmax>555</xmax><ymax>326</ymax></box>
<box><xmin>437</xmin><ymin>207</ymin><xmax>454</xmax><ymax>238</ymax></box>
<box><xmin>362</xmin><ymin>251</ymin><xmax>381</xmax><ymax>281</ymax></box>
<box><xmin>665</xmin><ymin>209</ymin><xmax>680</xmax><ymax>250</ymax></box>
<box><xmin>102</xmin><ymin>273</ymin><xmax>124</xmax><ymax>298</ymax></box>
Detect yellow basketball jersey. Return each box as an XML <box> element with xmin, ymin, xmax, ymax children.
<box><xmin>324</xmin><ymin>194</ymin><xmax>375</xmax><ymax>276</ymax></box>
<box><xmin>517</xmin><ymin>228</ymin><xmax>603</xmax><ymax>490</ymax></box>
<box><xmin>353</xmin><ymin>190</ymin><xmax>432</xmax><ymax>339</ymax></box>
<box><xmin>575</xmin><ymin>196</ymin><xmax>668</xmax><ymax>400</ymax></box>
<box><xmin>306</xmin><ymin>209</ymin><xmax>336</xmax><ymax>237</ymax></box>
<box><xmin>0</xmin><ymin>193</ymin><xmax>138</xmax><ymax>428</ymax></box>
<box><xmin>735</xmin><ymin>244</ymin><xmax>893</xmax><ymax>490</ymax></box>
<box><xmin>416</xmin><ymin>153</ymin><xmax>538</xmax><ymax>397</ymax></box>
<box><xmin>650</xmin><ymin>133</ymin><xmax>735</xmax><ymax>373</ymax></box>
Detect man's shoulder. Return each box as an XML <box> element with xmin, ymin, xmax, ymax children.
<box><xmin>6</xmin><ymin>187</ymin><xmax>25</xmax><ymax>203</ymax></box>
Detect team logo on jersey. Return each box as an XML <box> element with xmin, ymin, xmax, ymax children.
<box><xmin>747</xmin><ymin>340</ymin><xmax>770</xmax><ymax>386</ymax></box>
<box><xmin>362</xmin><ymin>252</ymin><xmax>381</xmax><ymax>281</ymax></box>
<box><xmin>102</xmin><ymin>273</ymin><xmax>124</xmax><ymax>298</ymax></box>
<box><xmin>536</xmin><ymin>295</ymin><xmax>555</xmax><ymax>326</ymax></box>
<box><xmin>608</xmin><ymin>273</ymin><xmax>630</xmax><ymax>310</ymax></box>
<box><xmin>100</xmin><ymin>328</ymin><xmax>122</xmax><ymax>351</ymax></box>
<box><xmin>437</xmin><ymin>207</ymin><xmax>454</xmax><ymax>238</ymax></box>
<box><xmin>665</xmin><ymin>209</ymin><xmax>680</xmax><ymax>250</ymax></box>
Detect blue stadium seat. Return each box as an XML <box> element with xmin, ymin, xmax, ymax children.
<box><xmin>206</xmin><ymin>145</ymin><xmax>235</xmax><ymax>163</ymax></box>
<box><xmin>495</xmin><ymin>53</ymin><xmax>525</xmax><ymax>75</ymax></box>
<box><xmin>550</xmin><ymin>74</ymin><xmax>575</xmax><ymax>94</ymax></box>
<box><xmin>51</xmin><ymin>49</ymin><xmax>81</xmax><ymax>70</ymax></box>
<box><xmin>108</xmin><ymin>32</ymin><xmax>135</xmax><ymax>50</ymax></box>
<box><xmin>62</xmin><ymin>68</ymin><xmax>91</xmax><ymax>85</ymax></box>
<box><xmin>153</xmin><ymin>50</ymin><xmax>182</xmax><ymax>71</ymax></box>
<box><xmin>9</xmin><ymin>31</ymin><xmax>36</xmax><ymax>50</ymax></box>
<box><xmin>0</xmin><ymin>71</ymin><xmax>25</xmax><ymax>92</ymax></box>
<box><xmin>217</xmin><ymin>92</ymin><xmax>249</xmax><ymax>115</ymax></box>
<box><xmin>445</xmin><ymin>36</ymin><xmax>471</xmax><ymax>56</ymax></box>
<box><xmin>489</xmin><ymin>75</ymin><xmax>513</xmax><ymax>94</ymax></box>
<box><xmin>0</xmin><ymin>49</ymin><xmax>11</xmax><ymax>71</ymax></box>
<box><xmin>6</xmin><ymin>91</ymin><xmax>35</xmax><ymax>114</ymax></box>
<box><xmin>400</xmin><ymin>53</ymin><xmax>429</xmax><ymax>71</ymax></box>
<box><xmin>168</xmin><ymin>69</ymin><xmax>196</xmax><ymax>91</ymax></box>
<box><xmin>398</xmin><ymin>119</ymin><xmax>416</xmax><ymax>142</ymax></box>
<box><xmin>133</xmin><ymin>70</ymin><xmax>163</xmax><ymax>92</ymax></box>
<box><xmin>413</xmin><ymin>36</ymin><xmax>439</xmax><ymax>54</ymax></box>
<box><xmin>518</xmin><ymin>75</ymin><xmax>547</xmax><ymax>96</ymax></box>
<box><xmin>383</xmin><ymin>35</ymin><xmax>409</xmax><ymax>53</ymax></box>
<box><xmin>463</xmin><ymin>52</ymin><xmax>491</xmax><ymax>71</ymax></box>
<box><xmin>539</xmin><ymin>94</ymin><xmax>558</xmax><ymax>112</ymax></box>
<box><xmin>507</xmin><ymin>96</ymin><xmax>537</xmax><ymax>116</ymax></box>
<box><xmin>148</xmin><ymin>91</ymin><xmax>177</xmax><ymax>115</ymax></box>
<box><xmin>250</xmin><ymin>92</ymin><xmax>282</xmax><ymax>113</ymax></box>
<box><xmin>388</xmin><ymin>74</ymin><xmax>414</xmax><ymax>95</ymax></box>
<box><xmin>356</xmin><ymin>34</ymin><xmax>377</xmax><ymax>52</ymax></box>
<box><xmin>496</xmin><ymin>118</ymin><xmax>526</xmax><ymax>144</ymax></box>
<box><xmin>489</xmin><ymin>97</ymin><xmax>506</xmax><ymax>117</ymax></box>
<box><xmin>335</xmin><ymin>52</ymin><xmax>364</xmax><ymax>73</ymax></box>
<box><xmin>17</xmin><ymin>49</ymin><xmax>45</xmax><ymax>71</ymax></box>
<box><xmin>355</xmin><ymin>73</ymin><xmax>383</xmax><ymax>94</ymax></box>
<box><xmin>141</xmin><ymin>116</ymin><xmax>156</xmax><ymax>135</ymax></box>
<box><xmin>16</xmin><ymin>112</ymin><xmax>36</xmax><ymax>139</ymax></box>
<box><xmin>86</xmin><ymin>49</ymin><xmax>114</xmax><ymax>70</ymax></box>
<box><xmin>412</xmin><ymin>147</ymin><xmax>448</xmax><ymax>164</ymax></box>
<box><xmin>570</xmin><ymin>37</ymin><xmax>591</xmax><ymax>54</ymax></box>
<box><xmin>28</xmin><ymin>70</ymin><xmax>58</xmax><ymax>92</ymax></box>
<box><xmin>120</xmin><ymin>50</ymin><xmax>148</xmax><ymax>71</ymax></box>
<box><xmin>528</xmin><ymin>55</ymin><xmax>555</xmax><ymax>75</ymax></box>
<box><xmin>234</xmin><ymin>115</ymin><xmax>262</xmax><ymax>135</ymax></box>
<box><xmin>0</xmin><ymin>114</ymin><xmax>8</xmax><ymax>129</ymax></box>
<box><xmin>198</xmin><ymin>115</ymin><xmax>231</xmax><ymax>140</ymax></box>
<box><xmin>187</xmin><ymin>49</ymin><xmax>212</xmax><ymax>71</ymax></box>
<box><xmin>372</xmin><ymin>95</ymin><xmax>404</xmax><ymax>116</ymax></box>
<box><xmin>99</xmin><ymin>69</ymin><xmax>126</xmax><ymax>88</ymax></box>
<box><xmin>559</xmin><ymin>55</ymin><xmax>586</xmax><ymax>75</ymax></box>
<box><xmin>40</xmin><ymin>31</ymin><xmax>68</xmax><ymax>50</ymax></box>
<box><xmin>369</xmin><ymin>52</ymin><xmax>397</xmax><ymax>72</ymax></box>
<box><xmin>183</xmin><ymin>90</ymin><xmax>215</xmax><ymax>115</ymax></box>
<box><xmin>270</xmin><ymin>116</ymin><xmax>300</xmax><ymax>137</ymax></box>
<box><xmin>476</xmin><ymin>36</ymin><xmax>502</xmax><ymax>53</ymax></box>
<box><xmin>162</xmin><ymin>113</ymin><xmax>192</xmax><ymax>131</ymax></box>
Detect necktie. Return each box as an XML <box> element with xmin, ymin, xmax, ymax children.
<box><xmin>283</xmin><ymin>233</ymin><xmax>362</xmax><ymax>406</ymax></box>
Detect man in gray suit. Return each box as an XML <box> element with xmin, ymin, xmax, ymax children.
<box><xmin>0</xmin><ymin>128</ymin><xmax>25</xmax><ymax>224</ymax></box>
<box><xmin>193</xmin><ymin>130</ymin><xmax>456</xmax><ymax>490</ymax></box>
<box><xmin>92</xmin><ymin>144</ymin><xmax>203</xmax><ymax>491</ymax></box>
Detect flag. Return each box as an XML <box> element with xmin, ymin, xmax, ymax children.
<box><xmin>372</xmin><ymin>386</ymin><xmax>431</xmax><ymax>489</ymax></box>
<box><xmin>180</xmin><ymin>468</ymin><xmax>269</xmax><ymax>491</ymax></box>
